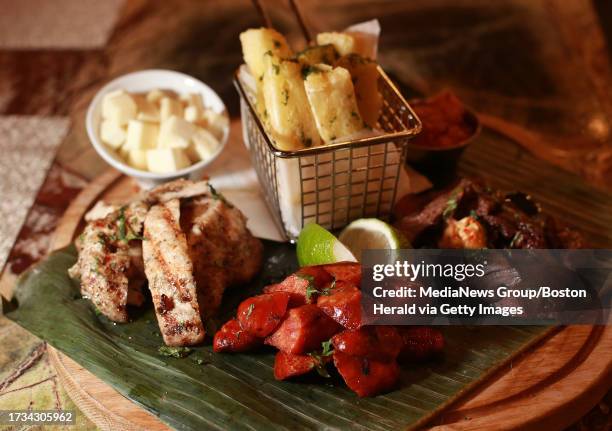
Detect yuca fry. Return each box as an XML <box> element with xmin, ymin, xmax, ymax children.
<box><xmin>303</xmin><ymin>65</ymin><xmax>364</xmax><ymax>144</ymax></box>
<box><xmin>240</xmin><ymin>28</ymin><xmax>292</xmax><ymax>79</ymax></box>
<box><xmin>296</xmin><ymin>44</ymin><xmax>339</xmax><ymax>66</ymax></box>
<box><xmin>262</xmin><ymin>54</ymin><xmax>321</xmax><ymax>150</ymax></box>
<box><xmin>335</xmin><ymin>54</ymin><xmax>382</xmax><ymax>128</ymax></box>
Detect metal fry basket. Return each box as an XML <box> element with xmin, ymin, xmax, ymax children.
<box><xmin>234</xmin><ymin>66</ymin><xmax>421</xmax><ymax>242</ymax></box>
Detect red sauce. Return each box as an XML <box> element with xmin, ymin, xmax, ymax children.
<box><xmin>412</xmin><ymin>91</ymin><xmax>474</xmax><ymax>148</ymax></box>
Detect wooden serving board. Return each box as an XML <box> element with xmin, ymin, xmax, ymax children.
<box><xmin>48</xmin><ymin>170</ymin><xmax>612</xmax><ymax>431</ymax></box>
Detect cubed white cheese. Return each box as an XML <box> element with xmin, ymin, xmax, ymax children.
<box><xmin>102</xmin><ymin>91</ymin><xmax>137</xmax><ymax>125</ymax></box>
<box><xmin>186</xmin><ymin>128</ymin><xmax>220</xmax><ymax>162</ymax></box>
<box><xmin>180</xmin><ymin>93</ymin><xmax>205</xmax><ymax>111</ymax></box>
<box><xmin>134</xmin><ymin>95</ymin><xmax>160</xmax><ymax>123</ymax></box>
<box><xmin>146</xmin><ymin>89</ymin><xmax>168</xmax><ymax>105</ymax></box>
<box><xmin>146</xmin><ymin>148</ymin><xmax>191</xmax><ymax>173</ymax></box>
<box><xmin>100</xmin><ymin>120</ymin><xmax>126</xmax><ymax>148</ymax></box>
<box><xmin>184</xmin><ymin>105</ymin><xmax>200</xmax><ymax>123</ymax></box>
<box><xmin>158</xmin><ymin>115</ymin><xmax>196</xmax><ymax>148</ymax></box>
<box><xmin>160</xmin><ymin>97</ymin><xmax>183</xmax><ymax>121</ymax></box>
<box><xmin>127</xmin><ymin>149</ymin><xmax>148</xmax><ymax>170</ymax></box>
<box><xmin>202</xmin><ymin>109</ymin><xmax>229</xmax><ymax>140</ymax></box>
<box><xmin>137</xmin><ymin>111</ymin><xmax>160</xmax><ymax>123</ymax></box>
<box><xmin>124</xmin><ymin>120</ymin><xmax>159</xmax><ymax>150</ymax></box>
<box><xmin>118</xmin><ymin>144</ymin><xmax>129</xmax><ymax>159</ymax></box>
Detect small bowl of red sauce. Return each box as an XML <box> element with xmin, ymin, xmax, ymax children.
<box><xmin>406</xmin><ymin>91</ymin><xmax>480</xmax><ymax>180</ymax></box>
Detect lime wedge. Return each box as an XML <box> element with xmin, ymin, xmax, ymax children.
<box><xmin>296</xmin><ymin>223</ymin><xmax>356</xmax><ymax>267</ymax></box>
<box><xmin>338</xmin><ymin>218</ymin><xmax>410</xmax><ymax>261</ymax></box>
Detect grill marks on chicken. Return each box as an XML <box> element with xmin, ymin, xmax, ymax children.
<box><xmin>143</xmin><ymin>199</ymin><xmax>205</xmax><ymax>346</ymax></box>
<box><xmin>69</xmin><ymin>179</ymin><xmax>263</xmax><ymax>346</ymax></box>
<box><xmin>68</xmin><ymin>201</ymin><xmax>148</xmax><ymax>322</ymax></box>
<box><xmin>182</xmin><ymin>197</ymin><xmax>264</xmax><ymax>315</ymax></box>
<box><xmin>395</xmin><ymin>179</ymin><xmax>586</xmax><ymax>249</ymax></box>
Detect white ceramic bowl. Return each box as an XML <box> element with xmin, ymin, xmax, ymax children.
<box><xmin>86</xmin><ymin>69</ymin><xmax>229</xmax><ymax>189</ymax></box>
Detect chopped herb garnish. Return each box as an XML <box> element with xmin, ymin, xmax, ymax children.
<box><xmin>92</xmin><ymin>256</ymin><xmax>102</xmax><ymax>275</ymax></box>
<box><xmin>115</xmin><ymin>206</ymin><xmax>144</xmax><ymax>242</ymax></box>
<box><xmin>305</xmin><ymin>284</ymin><xmax>318</xmax><ymax>301</ymax></box>
<box><xmin>272</xmin><ymin>63</ymin><xmax>280</xmax><ymax>75</ymax></box>
<box><xmin>299</xmin><ymin>274</ymin><xmax>317</xmax><ymax>301</ymax></box>
<box><xmin>442</xmin><ymin>187</ymin><xmax>462</xmax><ymax>219</ymax></box>
<box><xmin>282</xmin><ymin>88</ymin><xmax>289</xmax><ymax>106</ymax></box>
<box><xmin>321</xmin><ymin>339</ymin><xmax>333</xmax><ymax>356</ymax></box>
<box><xmin>306</xmin><ymin>284</ymin><xmax>332</xmax><ymax>301</ymax></box>
<box><xmin>264</xmin><ymin>50</ymin><xmax>273</xmax><ymax>56</ymax></box>
<box><xmin>208</xmin><ymin>184</ymin><xmax>234</xmax><ymax>208</ymax></box>
<box><xmin>308</xmin><ymin>340</ymin><xmax>334</xmax><ymax>378</ymax></box>
<box><xmin>158</xmin><ymin>346</ymin><xmax>193</xmax><ymax>358</ymax></box>
<box><xmin>117</xmin><ymin>206</ymin><xmax>127</xmax><ymax>240</ymax></box>
<box><xmin>470</xmin><ymin>210</ymin><xmax>479</xmax><ymax>219</ymax></box>
<box><xmin>245</xmin><ymin>303</ymin><xmax>255</xmax><ymax>318</ymax></box>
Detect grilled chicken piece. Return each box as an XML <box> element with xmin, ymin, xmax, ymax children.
<box><xmin>181</xmin><ymin>196</ymin><xmax>263</xmax><ymax>316</ymax></box>
<box><xmin>70</xmin><ymin>179</ymin><xmax>211</xmax><ymax>322</ymax></box>
<box><xmin>70</xmin><ymin>179</ymin><xmax>263</xmax><ymax>344</ymax></box>
<box><xmin>144</xmin><ymin>179</ymin><xmax>210</xmax><ymax>205</ymax></box>
<box><xmin>143</xmin><ymin>199</ymin><xmax>205</xmax><ymax>346</ymax></box>
<box><xmin>68</xmin><ymin>201</ymin><xmax>148</xmax><ymax>322</ymax></box>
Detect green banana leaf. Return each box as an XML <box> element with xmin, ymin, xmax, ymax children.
<box><xmin>6</xmin><ymin>243</ymin><xmax>552</xmax><ymax>431</ymax></box>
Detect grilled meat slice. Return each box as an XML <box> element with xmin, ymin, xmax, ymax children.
<box><xmin>143</xmin><ymin>199</ymin><xmax>205</xmax><ymax>346</ymax></box>
<box><xmin>395</xmin><ymin>178</ymin><xmax>586</xmax><ymax>249</ymax></box>
<box><xmin>68</xmin><ymin>201</ymin><xmax>148</xmax><ymax>322</ymax></box>
<box><xmin>71</xmin><ymin>179</ymin><xmax>264</xmax><ymax>341</ymax></box>
<box><xmin>237</xmin><ymin>292</ymin><xmax>291</xmax><ymax>337</ymax></box>
<box><xmin>264</xmin><ymin>266</ymin><xmax>333</xmax><ymax>306</ymax></box>
<box><xmin>181</xmin><ymin>196</ymin><xmax>263</xmax><ymax>316</ymax></box>
<box><xmin>213</xmin><ymin>318</ymin><xmax>262</xmax><ymax>353</ymax></box>
<box><xmin>274</xmin><ymin>351</ymin><xmax>323</xmax><ymax>380</ymax></box>
<box><xmin>84</xmin><ymin>201</ymin><xmax>120</xmax><ymax>222</ymax></box>
<box><xmin>144</xmin><ymin>179</ymin><xmax>210</xmax><ymax>205</ymax></box>
<box><xmin>70</xmin><ymin>179</ymin><xmax>211</xmax><ymax>323</ymax></box>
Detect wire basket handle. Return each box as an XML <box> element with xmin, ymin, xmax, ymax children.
<box><xmin>250</xmin><ymin>0</ymin><xmax>312</xmax><ymax>43</ymax></box>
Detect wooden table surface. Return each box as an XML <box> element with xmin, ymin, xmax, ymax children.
<box><xmin>0</xmin><ymin>0</ymin><xmax>611</xmax><ymax>429</ymax></box>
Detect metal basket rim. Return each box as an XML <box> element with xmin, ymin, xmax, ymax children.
<box><xmin>233</xmin><ymin>65</ymin><xmax>422</xmax><ymax>159</ymax></box>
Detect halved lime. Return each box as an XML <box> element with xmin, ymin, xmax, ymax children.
<box><xmin>296</xmin><ymin>223</ymin><xmax>356</xmax><ymax>267</ymax></box>
<box><xmin>338</xmin><ymin>218</ymin><xmax>410</xmax><ymax>260</ymax></box>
